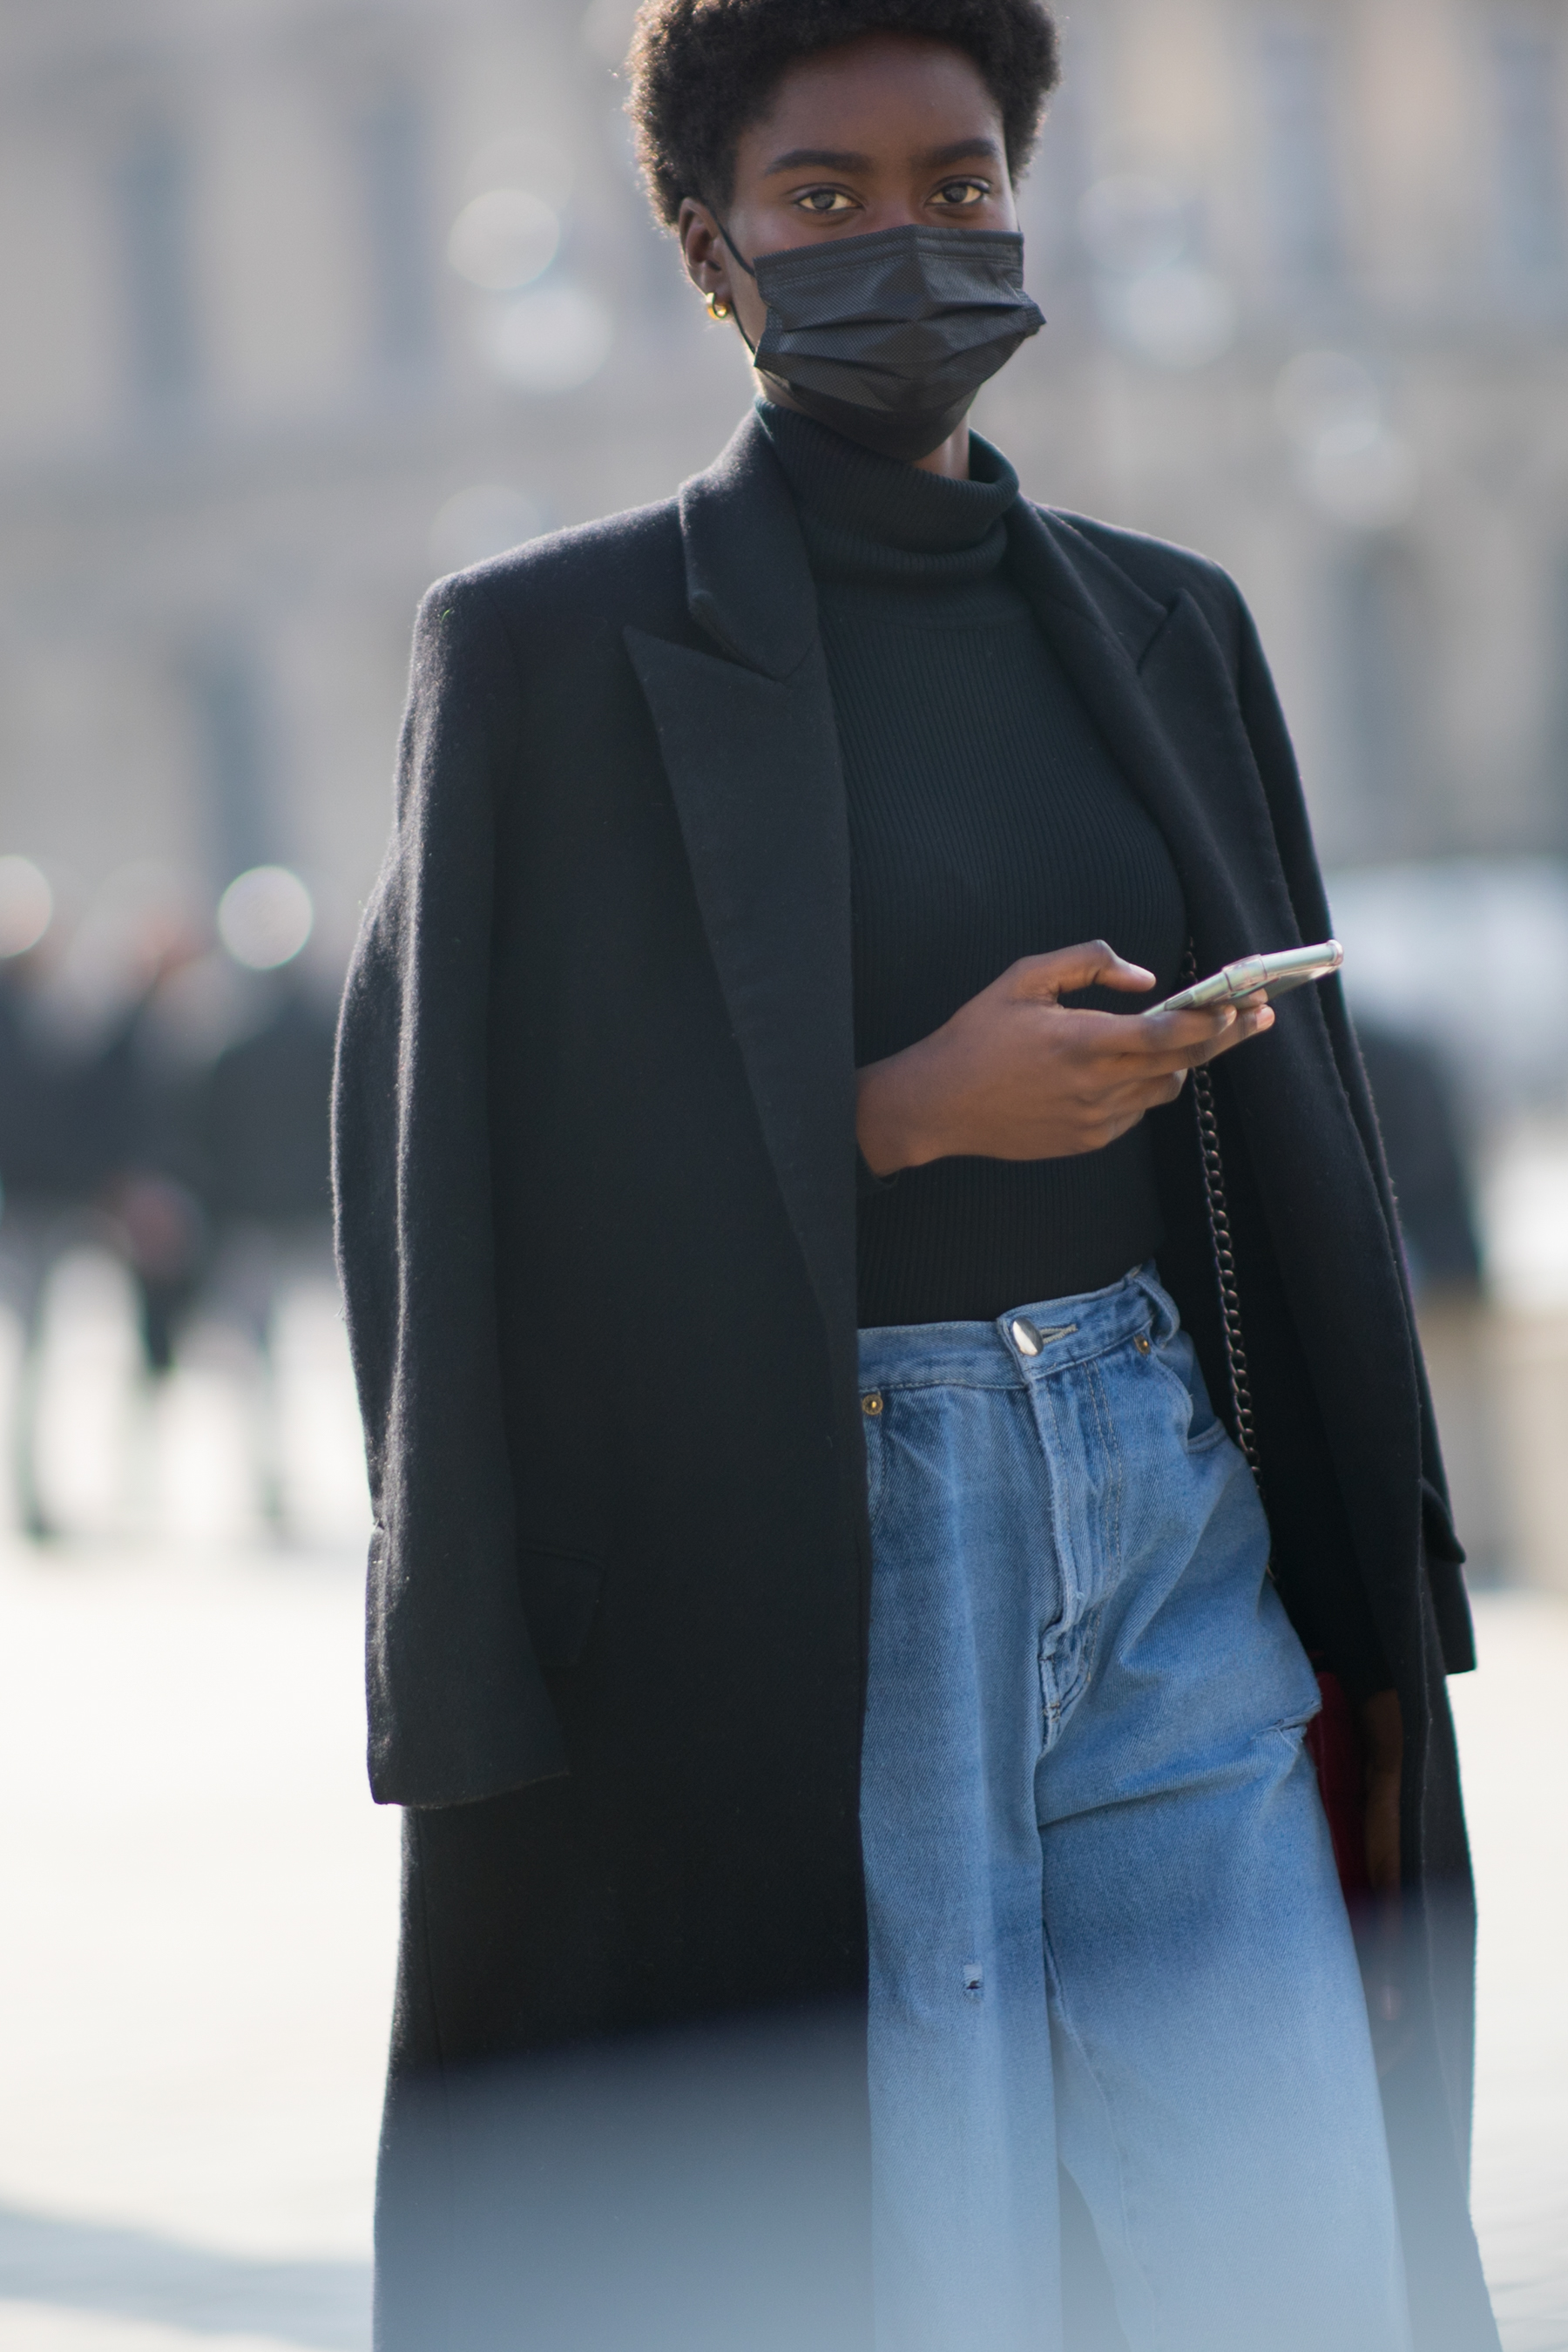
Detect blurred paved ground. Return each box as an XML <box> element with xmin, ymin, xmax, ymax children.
<box><xmin>0</xmin><ymin>1538</ymin><xmax>395</xmax><ymax>2352</ymax></box>
<box><xmin>1452</xmin><ymin>1592</ymin><xmax>1568</xmax><ymax>2352</ymax></box>
<box><xmin>0</xmin><ymin>1271</ymin><xmax>1561</xmax><ymax>2349</ymax></box>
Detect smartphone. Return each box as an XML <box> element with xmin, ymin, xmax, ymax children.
<box><xmin>1141</xmin><ymin>940</ymin><xmax>1343</xmax><ymax>1017</ymax></box>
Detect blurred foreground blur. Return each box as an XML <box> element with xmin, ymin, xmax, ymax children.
<box><xmin>0</xmin><ymin>1507</ymin><xmax>1563</xmax><ymax>2350</ymax></box>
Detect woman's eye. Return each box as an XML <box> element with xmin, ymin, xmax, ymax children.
<box><xmin>931</xmin><ymin>179</ymin><xmax>989</xmax><ymax>208</ymax></box>
<box><xmin>796</xmin><ymin>187</ymin><xmax>857</xmax><ymax>214</ymax></box>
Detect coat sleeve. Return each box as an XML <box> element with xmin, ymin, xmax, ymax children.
<box><xmin>1223</xmin><ymin>580</ymin><xmax>1476</xmax><ymax>1675</ymax></box>
<box><xmin>333</xmin><ymin>572</ymin><xmax>569</xmax><ymax>1806</ymax></box>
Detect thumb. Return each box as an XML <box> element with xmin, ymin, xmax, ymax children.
<box><xmin>1013</xmin><ymin>941</ymin><xmax>1157</xmax><ymax>1002</ymax></box>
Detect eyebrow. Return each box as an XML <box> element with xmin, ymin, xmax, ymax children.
<box><xmin>763</xmin><ymin>146</ymin><xmax>874</xmax><ymax>175</ymax></box>
<box><xmin>917</xmin><ymin>137</ymin><xmax>1005</xmax><ymax>170</ymax></box>
<box><xmin>762</xmin><ymin>136</ymin><xmax>1004</xmax><ymax>178</ymax></box>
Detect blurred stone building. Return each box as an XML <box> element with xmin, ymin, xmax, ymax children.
<box><xmin>0</xmin><ymin>0</ymin><xmax>1565</xmax><ymax>936</ymax></box>
<box><xmin>5</xmin><ymin>0</ymin><xmax>1568</xmax><ymax>1586</ymax></box>
<box><xmin>995</xmin><ymin>0</ymin><xmax>1568</xmax><ymax>877</ymax></box>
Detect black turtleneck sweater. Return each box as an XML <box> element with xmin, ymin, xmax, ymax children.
<box><xmin>758</xmin><ymin>400</ymin><xmax>1188</xmax><ymax>1328</ymax></box>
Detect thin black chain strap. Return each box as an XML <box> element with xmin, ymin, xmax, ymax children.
<box><xmin>1183</xmin><ymin>950</ymin><xmax>1263</xmax><ymax>1493</ymax></box>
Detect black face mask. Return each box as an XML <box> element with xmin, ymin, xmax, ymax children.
<box><xmin>718</xmin><ymin>220</ymin><xmax>1044</xmax><ymax>462</ymax></box>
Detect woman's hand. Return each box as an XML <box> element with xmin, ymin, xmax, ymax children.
<box><xmin>856</xmin><ymin>941</ymin><xmax>1274</xmax><ymax>1175</ymax></box>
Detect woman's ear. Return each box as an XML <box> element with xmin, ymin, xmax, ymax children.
<box><xmin>677</xmin><ymin>199</ymin><xmax>733</xmax><ymax>316</ymax></box>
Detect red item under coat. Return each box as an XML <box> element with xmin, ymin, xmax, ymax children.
<box><xmin>1306</xmin><ymin>1670</ymin><xmax>1372</xmax><ymax>1906</ymax></box>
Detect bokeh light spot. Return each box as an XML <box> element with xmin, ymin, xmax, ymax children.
<box><xmin>448</xmin><ymin>188</ymin><xmax>559</xmax><ymax>292</ymax></box>
<box><xmin>483</xmin><ymin>281</ymin><xmax>613</xmax><ymax>392</ymax></box>
<box><xmin>217</xmin><ymin>866</ymin><xmax>314</xmax><ymax>970</ymax></box>
<box><xmin>1100</xmin><ymin>266</ymin><xmax>1237</xmax><ymax>370</ymax></box>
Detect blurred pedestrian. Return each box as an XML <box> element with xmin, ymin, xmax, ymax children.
<box><xmin>193</xmin><ymin>965</ymin><xmax>336</xmax><ymax>1533</ymax></box>
<box><xmin>335</xmin><ymin>6</ymin><xmax>1497</xmax><ymax>2348</ymax></box>
<box><xmin>96</xmin><ymin>864</ymin><xmax>337</xmax><ymax>1538</ymax></box>
<box><xmin>91</xmin><ymin>918</ymin><xmax>213</xmax><ymax>1383</ymax></box>
<box><xmin>0</xmin><ymin>858</ymin><xmax>103</xmax><ymax>1538</ymax></box>
<box><xmin>1357</xmin><ymin>1022</ymin><xmax>1483</xmax><ymax>1297</ymax></box>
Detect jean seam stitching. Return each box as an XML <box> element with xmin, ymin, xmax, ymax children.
<box><xmin>862</xmin><ymin>1375</ymin><xmax>1026</xmax><ymax>1396</ymax></box>
<box><xmin>864</xmin><ymin>1326</ymin><xmax>1159</xmax><ymax>1396</ymax></box>
<box><xmin>1089</xmin><ymin>1359</ymin><xmax>1123</xmax><ymax>1586</ymax></box>
<box><xmin>864</xmin><ymin>1419</ymin><xmax>886</xmax><ymax>1532</ymax></box>
<box><xmin>1033</xmin><ymin>1368</ymin><xmax>1073</xmax><ymax>1632</ymax></box>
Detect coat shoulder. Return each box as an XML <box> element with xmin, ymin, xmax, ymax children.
<box><xmin>1035</xmin><ymin>505</ymin><xmax>1247</xmax><ymax>670</ymax></box>
<box><xmin>415</xmin><ymin>493</ymin><xmax>690</xmax><ymax>669</ymax></box>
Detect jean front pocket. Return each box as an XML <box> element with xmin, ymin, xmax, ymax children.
<box><xmin>1151</xmin><ymin>1327</ymin><xmax>1228</xmax><ymax>1452</ymax></box>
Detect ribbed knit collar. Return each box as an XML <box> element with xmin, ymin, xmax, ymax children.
<box><xmin>756</xmin><ymin>398</ymin><xmax>1019</xmax><ymax>591</ymax></box>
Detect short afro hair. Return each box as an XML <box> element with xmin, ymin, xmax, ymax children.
<box><xmin>626</xmin><ymin>0</ymin><xmax>1061</xmax><ymax>228</ymax></box>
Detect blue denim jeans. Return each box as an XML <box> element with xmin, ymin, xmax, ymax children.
<box><xmin>858</xmin><ymin>1265</ymin><xmax>1409</xmax><ymax>2352</ymax></box>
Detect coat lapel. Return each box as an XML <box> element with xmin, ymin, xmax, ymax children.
<box><xmin>1004</xmin><ymin>502</ymin><xmax>1303</xmax><ymax>970</ymax></box>
<box><xmin>1004</xmin><ymin>497</ymin><xmax>1358</xmax><ymax>1164</ymax></box>
<box><xmin>1007</xmin><ymin>499</ymin><xmax>1419</xmax><ymax>1576</ymax></box>
<box><xmin>625</xmin><ymin>414</ymin><xmax>859</xmax><ymax>1364</ymax></box>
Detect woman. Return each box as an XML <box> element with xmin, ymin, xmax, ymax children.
<box><xmin>334</xmin><ymin>3</ymin><xmax>1498</xmax><ymax>2347</ymax></box>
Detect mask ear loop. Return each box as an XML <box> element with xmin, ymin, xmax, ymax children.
<box><xmin>707</xmin><ymin>213</ymin><xmax>760</xmax><ymax>357</ymax></box>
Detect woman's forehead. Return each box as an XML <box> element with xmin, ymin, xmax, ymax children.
<box><xmin>740</xmin><ymin>33</ymin><xmax>1004</xmax><ymax>165</ymax></box>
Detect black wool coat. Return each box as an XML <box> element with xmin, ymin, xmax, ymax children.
<box><xmin>335</xmin><ymin>411</ymin><xmax>1499</xmax><ymax>2351</ymax></box>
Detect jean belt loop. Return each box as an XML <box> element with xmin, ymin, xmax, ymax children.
<box><xmin>1131</xmin><ymin>1260</ymin><xmax>1174</xmax><ymax>1342</ymax></box>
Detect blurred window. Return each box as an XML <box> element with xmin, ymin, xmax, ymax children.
<box><xmin>1020</xmin><ymin>21</ymin><xmax>1096</xmax><ymax>279</ymax></box>
<box><xmin>116</xmin><ymin>121</ymin><xmax>199</xmax><ymax>414</ymax></box>
<box><xmin>185</xmin><ymin>645</ymin><xmax>276</xmax><ymax>884</ymax></box>
<box><xmin>1333</xmin><ymin>539</ymin><xmax>1429</xmax><ymax>861</ymax></box>
<box><xmin>355</xmin><ymin>85</ymin><xmax>435</xmax><ymax>374</ymax></box>
<box><xmin>1257</xmin><ymin>22</ymin><xmax>1344</xmax><ymax>286</ymax></box>
<box><xmin>1492</xmin><ymin>25</ymin><xmax>1565</xmax><ymax>280</ymax></box>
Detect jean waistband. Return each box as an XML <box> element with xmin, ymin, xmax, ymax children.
<box><xmin>856</xmin><ymin>1261</ymin><xmax>1174</xmax><ymax>1392</ymax></box>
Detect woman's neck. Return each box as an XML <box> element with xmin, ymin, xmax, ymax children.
<box><xmin>911</xmin><ymin>419</ymin><xmax>971</xmax><ymax>479</ymax></box>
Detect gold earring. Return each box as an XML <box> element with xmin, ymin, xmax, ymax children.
<box><xmin>705</xmin><ymin>291</ymin><xmax>731</xmax><ymax>321</ymax></box>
